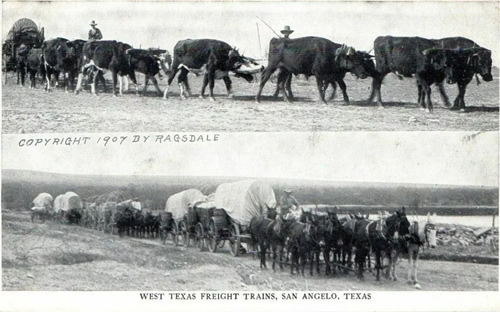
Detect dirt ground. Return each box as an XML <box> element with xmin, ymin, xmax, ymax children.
<box><xmin>2</xmin><ymin>210</ymin><xmax>497</xmax><ymax>291</ymax></box>
<box><xmin>2</xmin><ymin>73</ymin><xmax>498</xmax><ymax>133</ymax></box>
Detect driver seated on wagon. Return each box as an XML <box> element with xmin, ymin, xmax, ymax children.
<box><xmin>279</xmin><ymin>189</ymin><xmax>300</xmax><ymax>220</ymax></box>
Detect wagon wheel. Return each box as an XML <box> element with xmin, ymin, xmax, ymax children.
<box><xmin>180</xmin><ymin>220</ymin><xmax>190</xmax><ymax>247</ymax></box>
<box><xmin>195</xmin><ymin>222</ymin><xmax>205</xmax><ymax>251</ymax></box>
<box><xmin>218</xmin><ymin>240</ymin><xmax>226</xmax><ymax>249</ymax></box>
<box><xmin>173</xmin><ymin>221</ymin><xmax>181</xmax><ymax>247</ymax></box>
<box><xmin>207</xmin><ymin>219</ymin><xmax>218</xmax><ymax>253</ymax></box>
<box><xmin>229</xmin><ymin>223</ymin><xmax>241</xmax><ymax>257</ymax></box>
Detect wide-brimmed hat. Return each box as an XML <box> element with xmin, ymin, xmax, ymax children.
<box><xmin>284</xmin><ymin>189</ymin><xmax>293</xmax><ymax>193</ymax></box>
<box><xmin>133</xmin><ymin>197</ymin><xmax>140</xmax><ymax>201</ymax></box>
<box><xmin>280</xmin><ymin>25</ymin><xmax>294</xmax><ymax>35</ymax></box>
<box><xmin>90</xmin><ymin>20</ymin><xmax>98</xmax><ymax>26</ymax></box>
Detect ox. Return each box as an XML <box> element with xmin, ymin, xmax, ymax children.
<box><xmin>256</xmin><ymin>37</ymin><xmax>375</xmax><ymax>104</ymax></box>
<box><xmin>367</xmin><ymin>36</ymin><xmax>489</xmax><ymax>109</ymax></box>
<box><xmin>125</xmin><ymin>48</ymin><xmax>172</xmax><ymax>95</ymax></box>
<box><xmin>442</xmin><ymin>47</ymin><xmax>493</xmax><ymax>110</ymax></box>
<box><xmin>75</xmin><ymin>40</ymin><xmax>138</xmax><ymax>96</ymax></box>
<box><xmin>42</xmin><ymin>38</ymin><xmax>86</xmax><ymax>92</ymax></box>
<box><xmin>164</xmin><ymin>39</ymin><xmax>261</xmax><ymax>101</ymax></box>
<box><xmin>14</xmin><ymin>44</ymin><xmax>31</xmax><ymax>86</ymax></box>
<box><xmin>26</xmin><ymin>48</ymin><xmax>45</xmax><ymax>88</ymax></box>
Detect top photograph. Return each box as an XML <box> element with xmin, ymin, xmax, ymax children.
<box><xmin>2</xmin><ymin>1</ymin><xmax>498</xmax><ymax>133</ymax></box>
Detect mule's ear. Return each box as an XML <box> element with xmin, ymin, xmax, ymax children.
<box><xmin>432</xmin><ymin>212</ymin><xmax>437</xmax><ymax>217</ymax></box>
<box><xmin>301</xmin><ymin>207</ymin><xmax>305</xmax><ymax>213</ymax></box>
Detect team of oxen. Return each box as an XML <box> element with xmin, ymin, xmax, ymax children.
<box><xmin>12</xmin><ymin>34</ymin><xmax>493</xmax><ymax>111</ymax></box>
<box><xmin>30</xmin><ymin>191</ymin><xmax>438</xmax><ymax>286</ymax></box>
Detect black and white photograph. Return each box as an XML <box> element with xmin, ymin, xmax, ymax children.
<box><xmin>1</xmin><ymin>1</ymin><xmax>498</xmax><ymax>132</ymax></box>
<box><xmin>1</xmin><ymin>133</ymin><xmax>498</xmax><ymax>298</ymax></box>
<box><xmin>1</xmin><ymin>1</ymin><xmax>499</xmax><ymax>311</ymax></box>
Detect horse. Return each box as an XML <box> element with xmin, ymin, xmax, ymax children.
<box><xmin>404</xmin><ymin>212</ymin><xmax>438</xmax><ymax>287</ymax></box>
<box><xmin>248</xmin><ymin>207</ymin><xmax>277</xmax><ymax>269</ymax></box>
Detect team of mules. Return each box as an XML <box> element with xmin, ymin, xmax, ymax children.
<box><xmin>249</xmin><ymin>206</ymin><xmax>438</xmax><ymax>286</ymax></box>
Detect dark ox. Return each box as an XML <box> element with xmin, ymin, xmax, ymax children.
<box><xmin>75</xmin><ymin>40</ymin><xmax>169</xmax><ymax>96</ymax></box>
<box><xmin>256</xmin><ymin>37</ymin><xmax>375</xmax><ymax>104</ymax></box>
<box><xmin>26</xmin><ymin>48</ymin><xmax>45</xmax><ymax>89</ymax></box>
<box><xmin>367</xmin><ymin>36</ymin><xmax>491</xmax><ymax>109</ymax></box>
<box><xmin>125</xmin><ymin>48</ymin><xmax>172</xmax><ymax>95</ymax></box>
<box><xmin>442</xmin><ymin>47</ymin><xmax>492</xmax><ymax>110</ymax></box>
<box><xmin>164</xmin><ymin>39</ymin><xmax>261</xmax><ymax>101</ymax></box>
<box><xmin>14</xmin><ymin>44</ymin><xmax>30</xmax><ymax>86</ymax></box>
<box><xmin>42</xmin><ymin>38</ymin><xmax>85</xmax><ymax>92</ymax></box>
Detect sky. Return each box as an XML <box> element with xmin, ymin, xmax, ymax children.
<box><xmin>2</xmin><ymin>132</ymin><xmax>498</xmax><ymax>187</ymax></box>
<box><xmin>2</xmin><ymin>1</ymin><xmax>499</xmax><ymax>65</ymax></box>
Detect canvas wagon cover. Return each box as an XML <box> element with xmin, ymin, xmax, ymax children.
<box><xmin>6</xmin><ymin>18</ymin><xmax>39</xmax><ymax>41</ymax></box>
<box><xmin>165</xmin><ymin>189</ymin><xmax>206</xmax><ymax>221</ymax></box>
<box><xmin>32</xmin><ymin>193</ymin><xmax>53</xmax><ymax>209</ymax></box>
<box><xmin>195</xmin><ymin>193</ymin><xmax>216</xmax><ymax>210</ymax></box>
<box><xmin>53</xmin><ymin>194</ymin><xmax>65</xmax><ymax>212</ymax></box>
<box><xmin>214</xmin><ymin>180</ymin><xmax>277</xmax><ymax>226</ymax></box>
<box><xmin>63</xmin><ymin>191</ymin><xmax>83</xmax><ymax>211</ymax></box>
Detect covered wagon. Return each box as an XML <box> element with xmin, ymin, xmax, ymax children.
<box><xmin>3</xmin><ymin>18</ymin><xmax>44</xmax><ymax>83</ymax></box>
<box><xmin>164</xmin><ymin>189</ymin><xmax>206</xmax><ymax>246</ymax></box>
<box><xmin>212</xmin><ymin>180</ymin><xmax>277</xmax><ymax>256</ymax></box>
<box><xmin>31</xmin><ymin>192</ymin><xmax>53</xmax><ymax>222</ymax></box>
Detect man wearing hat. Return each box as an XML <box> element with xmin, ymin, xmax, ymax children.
<box><xmin>280</xmin><ymin>25</ymin><xmax>294</xmax><ymax>39</ymax></box>
<box><xmin>88</xmin><ymin>20</ymin><xmax>103</xmax><ymax>40</ymax></box>
<box><xmin>279</xmin><ymin>189</ymin><xmax>300</xmax><ymax>219</ymax></box>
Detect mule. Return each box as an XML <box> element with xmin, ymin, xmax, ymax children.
<box><xmin>248</xmin><ymin>207</ymin><xmax>277</xmax><ymax>269</ymax></box>
<box><xmin>404</xmin><ymin>212</ymin><xmax>438</xmax><ymax>287</ymax></box>
<box><xmin>267</xmin><ymin>217</ymin><xmax>293</xmax><ymax>272</ymax></box>
<box><xmin>353</xmin><ymin>212</ymin><xmax>391</xmax><ymax>281</ymax></box>
<box><xmin>383</xmin><ymin>207</ymin><xmax>412</xmax><ymax>281</ymax></box>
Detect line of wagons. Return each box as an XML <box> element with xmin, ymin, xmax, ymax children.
<box><xmin>30</xmin><ymin>179</ymin><xmax>277</xmax><ymax>258</ymax></box>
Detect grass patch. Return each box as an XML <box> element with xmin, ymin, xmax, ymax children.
<box><xmin>47</xmin><ymin>252</ymin><xmax>106</xmax><ymax>265</ymax></box>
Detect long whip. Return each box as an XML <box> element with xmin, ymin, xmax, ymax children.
<box><xmin>256</xmin><ymin>16</ymin><xmax>282</xmax><ymax>38</ymax></box>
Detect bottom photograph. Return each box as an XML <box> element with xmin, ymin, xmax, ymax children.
<box><xmin>1</xmin><ymin>132</ymin><xmax>498</xmax><ymax>293</ymax></box>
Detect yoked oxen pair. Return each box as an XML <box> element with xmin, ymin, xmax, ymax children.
<box><xmin>42</xmin><ymin>38</ymin><xmax>87</xmax><ymax>92</ymax></box>
<box><xmin>368</xmin><ymin>36</ymin><xmax>493</xmax><ymax>111</ymax></box>
<box><xmin>75</xmin><ymin>40</ymin><xmax>170</xmax><ymax>96</ymax></box>
<box><xmin>256</xmin><ymin>36</ymin><xmax>376</xmax><ymax>104</ymax></box>
<box><xmin>164</xmin><ymin>39</ymin><xmax>263</xmax><ymax>101</ymax></box>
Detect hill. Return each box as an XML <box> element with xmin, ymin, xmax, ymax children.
<box><xmin>2</xmin><ymin>169</ymin><xmax>498</xmax><ymax>214</ymax></box>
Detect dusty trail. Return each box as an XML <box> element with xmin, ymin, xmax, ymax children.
<box><xmin>2</xmin><ymin>211</ymin><xmax>498</xmax><ymax>291</ymax></box>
